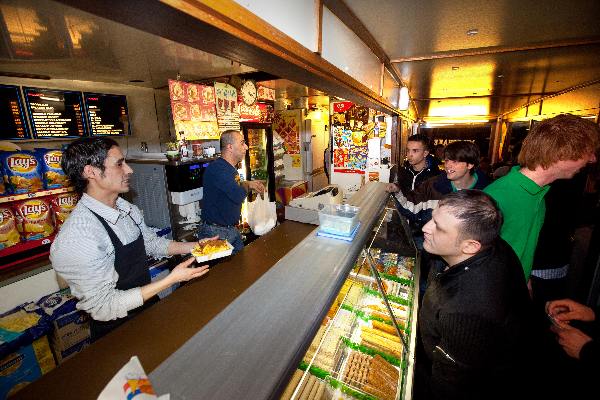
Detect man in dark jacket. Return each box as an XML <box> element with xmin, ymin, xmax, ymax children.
<box><xmin>390</xmin><ymin>133</ymin><xmax>440</xmax><ymax>192</ymax></box>
<box><xmin>386</xmin><ymin>140</ymin><xmax>489</xmax><ymax>230</ymax></box>
<box><xmin>416</xmin><ymin>190</ymin><xmax>538</xmax><ymax>400</ymax></box>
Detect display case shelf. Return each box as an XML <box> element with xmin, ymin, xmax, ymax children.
<box><xmin>0</xmin><ymin>186</ymin><xmax>75</xmax><ymax>204</ymax></box>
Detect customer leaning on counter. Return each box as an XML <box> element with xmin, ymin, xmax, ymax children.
<box><xmin>51</xmin><ymin>137</ymin><xmax>212</xmax><ymax>341</ymax></box>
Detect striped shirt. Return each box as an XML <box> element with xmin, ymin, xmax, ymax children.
<box><xmin>50</xmin><ymin>193</ymin><xmax>171</xmax><ymax>321</ymax></box>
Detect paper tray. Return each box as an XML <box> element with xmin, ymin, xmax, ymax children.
<box><xmin>194</xmin><ymin>240</ymin><xmax>234</xmax><ymax>262</ymax></box>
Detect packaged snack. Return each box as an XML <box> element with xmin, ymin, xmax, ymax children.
<box><xmin>0</xmin><ymin>151</ymin><xmax>43</xmax><ymax>194</ymax></box>
<box><xmin>14</xmin><ymin>198</ymin><xmax>55</xmax><ymax>241</ymax></box>
<box><xmin>37</xmin><ymin>149</ymin><xmax>70</xmax><ymax>189</ymax></box>
<box><xmin>0</xmin><ymin>207</ymin><xmax>21</xmax><ymax>249</ymax></box>
<box><xmin>50</xmin><ymin>192</ymin><xmax>79</xmax><ymax>228</ymax></box>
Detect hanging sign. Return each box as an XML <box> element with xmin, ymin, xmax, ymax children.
<box><xmin>214</xmin><ymin>82</ymin><xmax>240</xmax><ymax>133</ymax></box>
<box><xmin>332</xmin><ymin>101</ymin><xmax>353</xmax><ymax>113</ymax></box>
<box><xmin>169</xmin><ymin>79</ymin><xmax>219</xmax><ymax>140</ymax></box>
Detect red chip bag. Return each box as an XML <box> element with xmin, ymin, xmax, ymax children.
<box><xmin>14</xmin><ymin>198</ymin><xmax>55</xmax><ymax>241</ymax></box>
<box><xmin>0</xmin><ymin>207</ymin><xmax>21</xmax><ymax>249</ymax></box>
<box><xmin>50</xmin><ymin>192</ymin><xmax>79</xmax><ymax>229</ymax></box>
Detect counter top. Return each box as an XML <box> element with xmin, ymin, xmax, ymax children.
<box><xmin>126</xmin><ymin>155</ymin><xmax>217</xmax><ymax>166</ymax></box>
<box><xmin>14</xmin><ymin>221</ymin><xmax>315</xmax><ymax>400</ymax></box>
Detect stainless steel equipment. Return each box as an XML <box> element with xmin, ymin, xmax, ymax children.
<box><xmin>126</xmin><ymin>157</ymin><xmax>214</xmax><ymax>241</ymax></box>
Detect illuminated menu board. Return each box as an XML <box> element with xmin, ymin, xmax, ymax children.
<box><xmin>23</xmin><ymin>87</ymin><xmax>86</xmax><ymax>138</ymax></box>
<box><xmin>0</xmin><ymin>85</ymin><xmax>29</xmax><ymax>140</ymax></box>
<box><xmin>84</xmin><ymin>93</ymin><xmax>129</xmax><ymax>136</ymax></box>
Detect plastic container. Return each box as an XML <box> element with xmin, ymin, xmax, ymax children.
<box><xmin>193</xmin><ymin>240</ymin><xmax>234</xmax><ymax>262</ymax></box>
<box><xmin>318</xmin><ymin>204</ymin><xmax>360</xmax><ymax>236</ymax></box>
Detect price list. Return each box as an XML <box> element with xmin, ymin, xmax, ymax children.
<box><xmin>84</xmin><ymin>93</ymin><xmax>128</xmax><ymax>136</ymax></box>
<box><xmin>24</xmin><ymin>87</ymin><xmax>86</xmax><ymax>138</ymax></box>
<box><xmin>0</xmin><ymin>85</ymin><xmax>29</xmax><ymax>140</ymax></box>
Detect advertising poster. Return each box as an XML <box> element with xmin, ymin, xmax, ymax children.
<box><xmin>331</xmin><ymin>102</ymin><xmax>370</xmax><ymax>173</ymax></box>
<box><xmin>272</xmin><ymin>110</ymin><xmax>300</xmax><ymax>154</ymax></box>
<box><xmin>169</xmin><ymin>79</ymin><xmax>219</xmax><ymax>140</ymax></box>
<box><xmin>214</xmin><ymin>82</ymin><xmax>240</xmax><ymax>133</ymax></box>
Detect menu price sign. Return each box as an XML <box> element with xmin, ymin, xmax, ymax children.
<box><xmin>84</xmin><ymin>93</ymin><xmax>129</xmax><ymax>136</ymax></box>
<box><xmin>214</xmin><ymin>82</ymin><xmax>240</xmax><ymax>133</ymax></box>
<box><xmin>0</xmin><ymin>85</ymin><xmax>29</xmax><ymax>140</ymax></box>
<box><xmin>24</xmin><ymin>87</ymin><xmax>86</xmax><ymax>138</ymax></box>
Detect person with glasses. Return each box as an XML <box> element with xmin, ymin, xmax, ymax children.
<box><xmin>198</xmin><ymin>130</ymin><xmax>264</xmax><ymax>254</ymax></box>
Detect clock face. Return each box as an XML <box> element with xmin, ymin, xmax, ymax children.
<box><xmin>241</xmin><ymin>80</ymin><xmax>257</xmax><ymax>106</ymax></box>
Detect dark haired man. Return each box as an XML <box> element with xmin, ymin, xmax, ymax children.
<box><xmin>52</xmin><ymin>137</ymin><xmax>211</xmax><ymax>340</ymax></box>
<box><xmin>198</xmin><ymin>130</ymin><xmax>265</xmax><ymax>253</ymax></box>
<box><xmin>484</xmin><ymin>114</ymin><xmax>599</xmax><ymax>282</ymax></box>
<box><xmin>416</xmin><ymin>190</ymin><xmax>537</xmax><ymax>400</ymax></box>
<box><xmin>386</xmin><ymin>140</ymin><xmax>489</xmax><ymax>229</ymax></box>
<box><xmin>390</xmin><ymin>134</ymin><xmax>440</xmax><ymax>192</ymax></box>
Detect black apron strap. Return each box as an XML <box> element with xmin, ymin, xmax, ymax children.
<box><xmin>86</xmin><ymin>208</ymin><xmax>157</xmax><ymax>341</ymax></box>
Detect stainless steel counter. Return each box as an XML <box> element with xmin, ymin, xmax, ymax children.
<box><xmin>149</xmin><ymin>182</ymin><xmax>390</xmax><ymax>399</ymax></box>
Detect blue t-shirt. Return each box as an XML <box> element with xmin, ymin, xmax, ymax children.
<box><xmin>202</xmin><ymin>157</ymin><xmax>247</xmax><ymax>226</ymax></box>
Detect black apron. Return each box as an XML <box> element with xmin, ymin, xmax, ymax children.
<box><xmin>89</xmin><ymin>210</ymin><xmax>159</xmax><ymax>341</ymax></box>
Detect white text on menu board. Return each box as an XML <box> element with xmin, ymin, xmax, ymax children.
<box><xmin>29</xmin><ymin>102</ymin><xmax>80</xmax><ymax>137</ymax></box>
<box><xmin>88</xmin><ymin>105</ymin><xmax>123</xmax><ymax>135</ymax></box>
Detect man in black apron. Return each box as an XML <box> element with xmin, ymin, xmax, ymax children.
<box><xmin>51</xmin><ymin>138</ymin><xmax>212</xmax><ymax>341</ymax></box>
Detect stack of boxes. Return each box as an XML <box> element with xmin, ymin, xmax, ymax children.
<box><xmin>0</xmin><ymin>291</ymin><xmax>90</xmax><ymax>397</ymax></box>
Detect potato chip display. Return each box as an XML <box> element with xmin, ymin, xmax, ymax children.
<box><xmin>37</xmin><ymin>149</ymin><xmax>70</xmax><ymax>189</ymax></box>
<box><xmin>14</xmin><ymin>198</ymin><xmax>55</xmax><ymax>241</ymax></box>
<box><xmin>0</xmin><ymin>151</ymin><xmax>43</xmax><ymax>194</ymax></box>
<box><xmin>50</xmin><ymin>192</ymin><xmax>79</xmax><ymax>228</ymax></box>
<box><xmin>0</xmin><ymin>207</ymin><xmax>21</xmax><ymax>249</ymax></box>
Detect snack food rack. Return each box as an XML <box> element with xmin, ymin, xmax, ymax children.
<box><xmin>0</xmin><ymin>186</ymin><xmax>76</xmax><ymax>270</ymax></box>
<box><xmin>281</xmin><ymin>197</ymin><xmax>419</xmax><ymax>400</ymax></box>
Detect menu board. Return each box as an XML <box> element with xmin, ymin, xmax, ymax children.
<box><xmin>0</xmin><ymin>85</ymin><xmax>29</xmax><ymax>140</ymax></box>
<box><xmin>169</xmin><ymin>80</ymin><xmax>219</xmax><ymax>140</ymax></box>
<box><xmin>23</xmin><ymin>87</ymin><xmax>86</xmax><ymax>138</ymax></box>
<box><xmin>214</xmin><ymin>82</ymin><xmax>240</xmax><ymax>133</ymax></box>
<box><xmin>84</xmin><ymin>93</ymin><xmax>129</xmax><ymax>136</ymax></box>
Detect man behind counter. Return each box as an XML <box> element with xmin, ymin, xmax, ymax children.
<box><xmin>51</xmin><ymin>137</ymin><xmax>211</xmax><ymax>341</ymax></box>
<box><xmin>198</xmin><ymin>129</ymin><xmax>265</xmax><ymax>253</ymax></box>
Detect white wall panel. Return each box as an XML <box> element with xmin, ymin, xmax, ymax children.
<box><xmin>321</xmin><ymin>7</ymin><xmax>381</xmax><ymax>93</ymax></box>
<box><xmin>234</xmin><ymin>0</ymin><xmax>318</xmax><ymax>51</ymax></box>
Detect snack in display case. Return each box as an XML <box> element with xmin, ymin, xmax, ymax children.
<box><xmin>14</xmin><ymin>198</ymin><xmax>55</xmax><ymax>241</ymax></box>
<box><xmin>1</xmin><ymin>150</ymin><xmax>44</xmax><ymax>194</ymax></box>
<box><xmin>0</xmin><ymin>207</ymin><xmax>20</xmax><ymax>249</ymax></box>
<box><xmin>192</xmin><ymin>239</ymin><xmax>233</xmax><ymax>262</ymax></box>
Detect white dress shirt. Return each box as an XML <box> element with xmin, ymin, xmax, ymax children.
<box><xmin>50</xmin><ymin>193</ymin><xmax>171</xmax><ymax>321</ymax></box>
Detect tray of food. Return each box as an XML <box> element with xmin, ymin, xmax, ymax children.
<box><xmin>191</xmin><ymin>239</ymin><xmax>233</xmax><ymax>262</ymax></box>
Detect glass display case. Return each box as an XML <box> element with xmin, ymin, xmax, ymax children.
<box><xmin>280</xmin><ymin>197</ymin><xmax>420</xmax><ymax>400</ymax></box>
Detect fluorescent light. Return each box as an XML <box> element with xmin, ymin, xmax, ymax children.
<box><xmin>399</xmin><ymin>86</ymin><xmax>409</xmax><ymax>111</ymax></box>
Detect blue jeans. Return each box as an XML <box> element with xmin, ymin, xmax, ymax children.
<box><xmin>197</xmin><ymin>223</ymin><xmax>244</xmax><ymax>254</ymax></box>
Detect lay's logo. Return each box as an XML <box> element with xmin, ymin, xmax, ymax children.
<box><xmin>56</xmin><ymin>195</ymin><xmax>77</xmax><ymax>208</ymax></box>
<box><xmin>44</xmin><ymin>151</ymin><xmax>62</xmax><ymax>168</ymax></box>
<box><xmin>7</xmin><ymin>154</ymin><xmax>37</xmax><ymax>173</ymax></box>
<box><xmin>20</xmin><ymin>200</ymin><xmax>49</xmax><ymax>217</ymax></box>
<box><xmin>0</xmin><ymin>209</ymin><xmax>11</xmax><ymax>224</ymax></box>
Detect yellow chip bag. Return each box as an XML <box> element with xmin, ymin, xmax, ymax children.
<box><xmin>15</xmin><ymin>198</ymin><xmax>55</xmax><ymax>241</ymax></box>
<box><xmin>0</xmin><ymin>207</ymin><xmax>21</xmax><ymax>249</ymax></box>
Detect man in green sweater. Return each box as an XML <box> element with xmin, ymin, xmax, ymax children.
<box><xmin>484</xmin><ymin>114</ymin><xmax>599</xmax><ymax>282</ymax></box>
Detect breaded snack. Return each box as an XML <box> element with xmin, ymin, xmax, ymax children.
<box><xmin>192</xmin><ymin>239</ymin><xmax>230</xmax><ymax>256</ymax></box>
<box><xmin>14</xmin><ymin>198</ymin><xmax>55</xmax><ymax>241</ymax></box>
<box><xmin>0</xmin><ymin>151</ymin><xmax>43</xmax><ymax>194</ymax></box>
<box><xmin>0</xmin><ymin>207</ymin><xmax>21</xmax><ymax>249</ymax></box>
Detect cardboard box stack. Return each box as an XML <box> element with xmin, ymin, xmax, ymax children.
<box><xmin>37</xmin><ymin>291</ymin><xmax>90</xmax><ymax>364</ymax></box>
<box><xmin>0</xmin><ymin>303</ymin><xmax>55</xmax><ymax>398</ymax></box>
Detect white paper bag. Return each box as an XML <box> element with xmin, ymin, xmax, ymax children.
<box><xmin>98</xmin><ymin>356</ymin><xmax>169</xmax><ymax>400</ymax></box>
<box><xmin>247</xmin><ymin>194</ymin><xmax>276</xmax><ymax>235</ymax></box>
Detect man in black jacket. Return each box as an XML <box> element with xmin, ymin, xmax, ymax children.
<box><xmin>390</xmin><ymin>133</ymin><xmax>440</xmax><ymax>192</ymax></box>
<box><xmin>416</xmin><ymin>190</ymin><xmax>539</xmax><ymax>400</ymax></box>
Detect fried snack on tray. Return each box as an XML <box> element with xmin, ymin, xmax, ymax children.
<box><xmin>192</xmin><ymin>239</ymin><xmax>230</xmax><ymax>256</ymax></box>
<box><xmin>363</xmin><ymin>355</ymin><xmax>399</xmax><ymax>400</ymax></box>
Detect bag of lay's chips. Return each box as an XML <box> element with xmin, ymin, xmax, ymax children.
<box><xmin>0</xmin><ymin>207</ymin><xmax>21</xmax><ymax>249</ymax></box>
<box><xmin>14</xmin><ymin>198</ymin><xmax>55</xmax><ymax>241</ymax></box>
<box><xmin>50</xmin><ymin>192</ymin><xmax>79</xmax><ymax>229</ymax></box>
<box><xmin>0</xmin><ymin>163</ymin><xmax>7</xmax><ymax>196</ymax></box>
<box><xmin>37</xmin><ymin>148</ymin><xmax>70</xmax><ymax>189</ymax></box>
<box><xmin>0</xmin><ymin>151</ymin><xmax>43</xmax><ymax>194</ymax></box>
